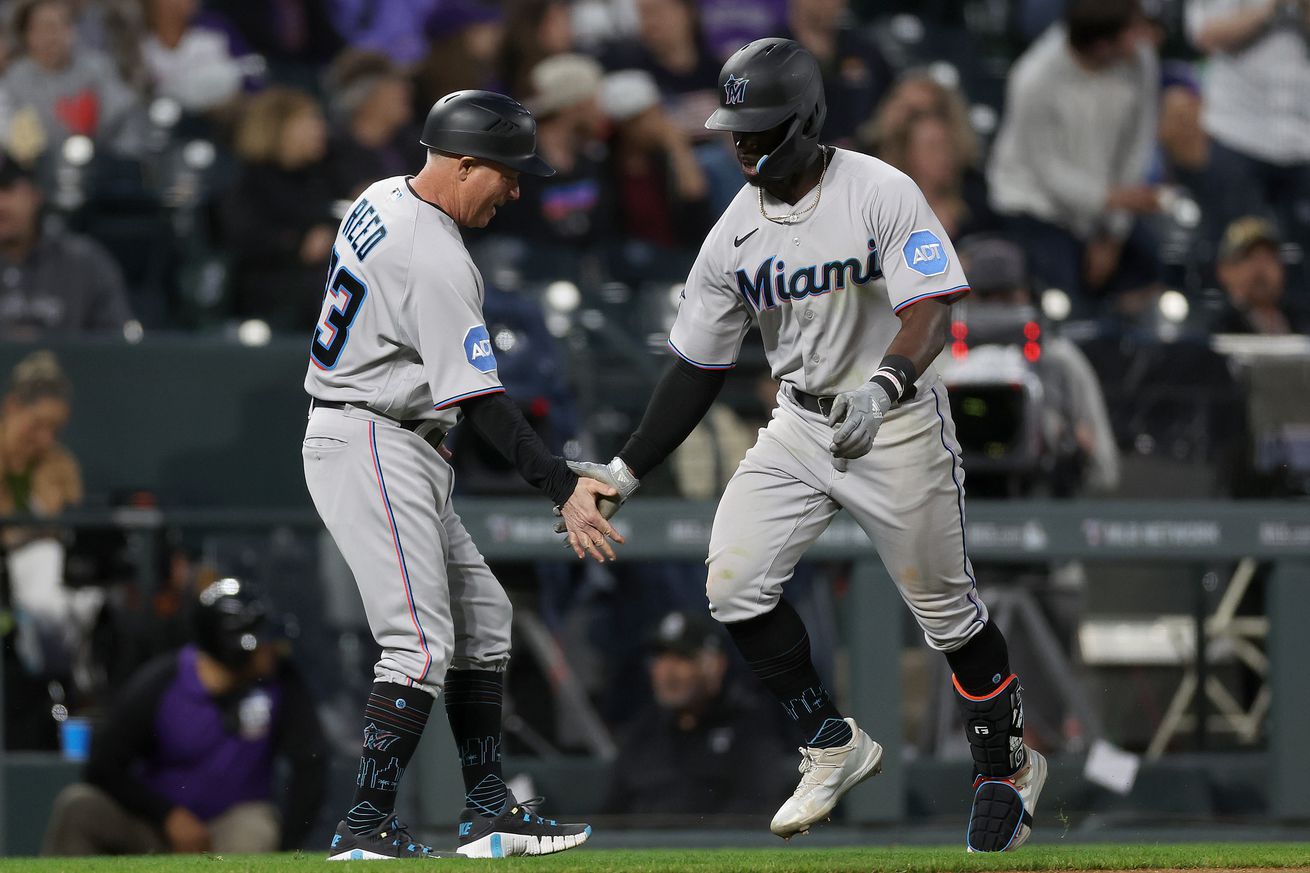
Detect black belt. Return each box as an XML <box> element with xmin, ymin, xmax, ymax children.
<box><xmin>791</xmin><ymin>388</ymin><xmax>835</xmax><ymax>417</ymax></box>
<box><xmin>311</xmin><ymin>398</ymin><xmax>447</xmax><ymax>448</ymax></box>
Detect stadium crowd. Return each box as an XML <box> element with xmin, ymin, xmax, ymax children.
<box><xmin>0</xmin><ymin>0</ymin><xmax>1300</xmax><ymax>340</ymax></box>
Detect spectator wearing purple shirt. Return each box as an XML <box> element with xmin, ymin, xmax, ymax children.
<box><xmin>698</xmin><ymin>0</ymin><xmax>787</xmax><ymax>61</ymax></box>
<box><xmin>42</xmin><ymin>579</ymin><xmax>326</xmax><ymax>855</ymax></box>
<box><xmin>329</xmin><ymin>0</ymin><xmax>441</xmax><ymax>69</ymax></box>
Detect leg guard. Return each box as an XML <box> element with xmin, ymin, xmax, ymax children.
<box><xmin>954</xmin><ymin>674</ymin><xmax>1044</xmax><ymax>853</ymax></box>
<box><xmin>955</xmin><ymin>673</ymin><xmax>1026</xmax><ymax>779</ymax></box>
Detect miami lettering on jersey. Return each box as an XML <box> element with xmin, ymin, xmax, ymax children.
<box><xmin>464</xmin><ymin>325</ymin><xmax>498</xmax><ymax>373</ymax></box>
<box><xmin>903</xmin><ymin>229</ymin><xmax>948</xmax><ymax>278</ymax></box>
<box><xmin>342</xmin><ymin>197</ymin><xmax>389</xmax><ymax>262</ymax></box>
<box><xmin>734</xmin><ymin>239</ymin><xmax>883</xmax><ymax>312</ymax></box>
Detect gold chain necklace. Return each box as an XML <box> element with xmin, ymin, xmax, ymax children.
<box><xmin>758</xmin><ymin>148</ymin><xmax>831</xmax><ymax>226</ymax></box>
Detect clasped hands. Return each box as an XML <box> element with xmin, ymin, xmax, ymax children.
<box><xmin>554</xmin><ymin>379</ymin><xmax>890</xmax><ymax>557</ymax></box>
<box><xmin>553</xmin><ymin>457</ymin><xmax>638</xmax><ymax>562</ymax></box>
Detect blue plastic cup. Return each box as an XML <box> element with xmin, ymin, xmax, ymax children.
<box><xmin>59</xmin><ymin>717</ymin><xmax>92</xmax><ymax>761</ymax></box>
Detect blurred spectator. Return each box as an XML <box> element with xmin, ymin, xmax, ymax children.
<box><xmin>1185</xmin><ymin>0</ymin><xmax>1310</xmax><ymax>261</ymax></box>
<box><xmin>323</xmin><ymin>50</ymin><xmax>421</xmax><ymax>197</ymax></box>
<box><xmin>987</xmin><ymin>0</ymin><xmax>1163</xmax><ymax>304</ymax></box>
<box><xmin>602</xmin><ymin>0</ymin><xmax>719</xmax><ymax>139</ymax></box>
<box><xmin>329</xmin><ymin>0</ymin><xmax>441</xmax><ymax>69</ymax></box>
<box><xmin>878</xmin><ymin>110</ymin><xmax>995</xmax><ymax>240</ymax></box>
<box><xmin>0</xmin><ymin>350</ymin><xmax>99</xmax><ymax>749</ymax></box>
<box><xmin>672</xmin><ymin>374</ymin><xmax>777</xmax><ymax>500</ymax></box>
<box><xmin>489</xmin><ymin>53</ymin><xmax>612</xmax><ymax>257</ymax></box>
<box><xmin>1210</xmin><ymin>216</ymin><xmax>1305</xmax><ymax>334</ymax></box>
<box><xmin>602</xmin><ymin>0</ymin><xmax>741</xmax><ymax>209</ymax></box>
<box><xmin>1156</xmin><ymin>71</ymin><xmax>1210</xmax><ymax>187</ymax></box>
<box><xmin>600</xmin><ymin>69</ymin><xmax>713</xmax><ymax>250</ymax></box>
<box><xmin>411</xmin><ymin>0</ymin><xmax>504</xmax><ymax>106</ymax></box>
<box><xmin>0</xmin><ymin>151</ymin><xmax>134</xmax><ymax>338</ymax></box>
<box><xmin>782</xmin><ymin>0</ymin><xmax>893</xmax><ymax>147</ymax></box>
<box><xmin>208</xmin><ymin>0</ymin><xmax>341</xmax><ymax>89</ymax></box>
<box><xmin>0</xmin><ymin>0</ymin><xmax>145</xmax><ymax>160</ymax></box>
<box><xmin>221</xmin><ymin>87</ymin><xmax>338</xmax><ymax>330</ymax></box>
<box><xmin>857</xmin><ymin>67</ymin><xmax>978</xmax><ymax>163</ymax></box>
<box><xmin>604</xmin><ymin>610</ymin><xmax>792</xmax><ymax>816</ymax></box>
<box><xmin>498</xmin><ymin>0</ymin><xmax>573</xmax><ymax>98</ymax></box>
<box><xmin>42</xmin><ymin>578</ymin><xmax>327</xmax><ymax>855</ymax></box>
<box><xmin>699</xmin><ymin>0</ymin><xmax>787</xmax><ymax>61</ymax></box>
<box><xmin>71</xmin><ymin>0</ymin><xmax>149</xmax><ymax>95</ymax></box>
<box><xmin>950</xmin><ymin>237</ymin><xmax>1120</xmax><ymax>496</ymax></box>
<box><xmin>139</xmin><ymin>0</ymin><xmax>252</xmax><ymax>114</ymax></box>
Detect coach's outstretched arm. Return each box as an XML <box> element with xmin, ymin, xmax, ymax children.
<box><xmin>461</xmin><ymin>391</ymin><xmax>625</xmax><ymax>561</ymax></box>
<box><xmin>826</xmin><ymin>297</ymin><xmax>951</xmax><ymax>459</ymax></box>
<box><xmin>557</xmin><ymin>357</ymin><xmax>727</xmax><ymax>525</ymax></box>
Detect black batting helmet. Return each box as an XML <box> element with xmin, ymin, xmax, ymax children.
<box><xmin>195</xmin><ymin>577</ymin><xmax>271</xmax><ymax>670</ymax></box>
<box><xmin>705</xmin><ymin>38</ymin><xmax>826</xmax><ymax>184</ymax></box>
<box><xmin>420</xmin><ymin>90</ymin><xmax>555</xmax><ymax>177</ymax></box>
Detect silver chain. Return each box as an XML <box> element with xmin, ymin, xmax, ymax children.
<box><xmin>758</xmin><ymin>148</ymin><xmax>831</xmax><ymax>226</ymax></box>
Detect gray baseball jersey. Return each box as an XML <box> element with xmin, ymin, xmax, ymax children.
<box><xmin>669</xmin><ymin>149</ymin><xmax>969</xmax><ymax>394</ymax></box>
<box><xmin>678</xmin><ymin>149</ymin><xmax>987</xmax><ymax>651</ymax></box>
<box><xmin>302</xmin><ymin>177</ymin><xmax>512</xmax><ymax>695</ymax></box>
<box><xmin>304</xmin><ymin>176</ymin><xmax>506</xmax><ymax>430</ymax></box>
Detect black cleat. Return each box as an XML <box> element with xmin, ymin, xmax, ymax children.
<box><xmin>327</xmin><ymin>816</ymin><xmax>459</xmax><ymax>860</ymax></box>
<box><xmin>966</xmin><ymin>749</ymin><xmax>1048</xmax><ymax>852</ymax></box>
<box><xmin>455</xmin><ymin>790</ymin><xmax>592</xmax><ymax>857</ymax></box>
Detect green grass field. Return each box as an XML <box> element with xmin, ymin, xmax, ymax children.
<box><xmin>6</xmin><ymin>844</ymin><xmax>1310</xmax><ymax>873</ymax></box>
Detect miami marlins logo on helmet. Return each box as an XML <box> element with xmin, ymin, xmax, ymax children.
<box><xmin>363</xmin><ymin>722</ymin><xmax>401</xmax><ymax>751</ymax></box>
<box><xmin>723</xmin><ymin>74</ymin><xmax>749</xmax><ymax>106</ymax></box>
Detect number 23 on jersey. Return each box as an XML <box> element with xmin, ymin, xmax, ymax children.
<box><xmin>311</xmin><ymin>248</ymin><xmax>368</xmax><ymax>370</ymax></box>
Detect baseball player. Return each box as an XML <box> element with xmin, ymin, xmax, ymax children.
<box><xmin>302</xmin><ymin>90</ymin><xmax>620</xmax><ymax>860</ymax></box>
<box><xmin>565</xmin><ymin>39</ymin><xmax>1046</xmax><ymax>852</ymax></box>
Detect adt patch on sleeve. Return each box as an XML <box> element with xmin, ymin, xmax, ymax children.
<box><xmin>463</xmin><ymin>325</ymin><xmax>498</xmax><ymax>372</ymax></box>
<box><xmin>903</xmin><ymin>229</ymin><xmax>949</xmax><ymax>278</ymax></box>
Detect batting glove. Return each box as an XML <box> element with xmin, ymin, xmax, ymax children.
<box><xmin>826</xmin><ymin>382</ymin><xmax>893</xmax><ymax>460</ymax></box>
<box><xmin>554</xmin><ymin>457</ymin><xmax>639</xmax><ymax>532</ymax></box>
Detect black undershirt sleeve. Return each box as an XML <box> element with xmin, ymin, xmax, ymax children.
<box><xmin>619</xmin><ymin>358</ymin><xmax>727</xmax><ymax>479</ymax></box>
<box><xmin>460</xmin><ymin>392</ymin><xmax>578</xmax><ymax>506</ymax></box>
<box><xmin>84</xmin><ymin>654</ymin><xmax>179</xmax><ymax>825</ymax></box>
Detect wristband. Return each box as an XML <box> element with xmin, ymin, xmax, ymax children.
<box><xmin>870</xmin><ymin>354</ymin><xmax>918</xmax><ymax>404</ymax></box>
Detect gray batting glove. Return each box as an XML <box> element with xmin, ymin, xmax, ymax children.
<box><xmin>826</xmin><ymin>382</ymin><xmax>892</xmax><ymax>460</ymax></box>
<box><xmin>553</xmin><ymin>457</ymin><xmax>639</xmax><ymax>533</ymax></box>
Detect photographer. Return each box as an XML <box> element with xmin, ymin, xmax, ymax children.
<box><xmin>947</xmin><ymin>237</ymin><xmax>1120</xmax><ymax>497</ymax></box>
<box><xmin>42</xmin><ymin>578</ymin><xmax>326</xmax><ymax>855</ymax></box>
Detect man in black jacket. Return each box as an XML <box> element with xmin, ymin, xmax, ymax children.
<box><xmin>606</xmin><ymin>610</ymin><xmax>793</xmax><ymax>816</ymax></box>
<box><xmin>41</xmin><ymin>578</ymin><xmax>326</xmax><ymax>855</ymax></box>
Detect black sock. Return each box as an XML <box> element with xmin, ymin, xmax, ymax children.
<box><xmin>346</xmin><ymin>682</ymin><xmax>432</xmax><ymax>836</ymax></box>
<box><xmin>945</xmin><ymin>621</ymin><xmax>1011</xmax><ymax>695</ymax></box>
<box><xmin>724</xmin><ymin>599</ymin><xmax>853</xmax><ymax>748</ymax></box>
<box><xmin>444</xmin><ymin>669</ymin><xmax>507</xmax><ymax>817</ymax></box>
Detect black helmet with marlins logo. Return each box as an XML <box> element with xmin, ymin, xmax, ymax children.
<box><xmin>421</xmin><ymin>90</ymin><xmax>556</xmax><ymax>177</ymax></box>
<box><xmin>705</xmin><ymin>38</ymin><xmax>826</xmax><ymax>184</ymax></box>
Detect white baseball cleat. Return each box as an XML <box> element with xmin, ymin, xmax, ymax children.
<box><xmin>966</xmin><ymin>747</ymin><xmax>1048</xmax><ymax>852</ymax></box>
<box><xmin>770</xmin><ymin>717</ymin><xmax>884</xmax><ymax>839</ymax></box>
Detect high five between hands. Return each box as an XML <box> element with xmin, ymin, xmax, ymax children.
<box><xmin>554</xmin><ymin>382</ymin><xmax>891</xmax><ymax>558</ymax></box>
